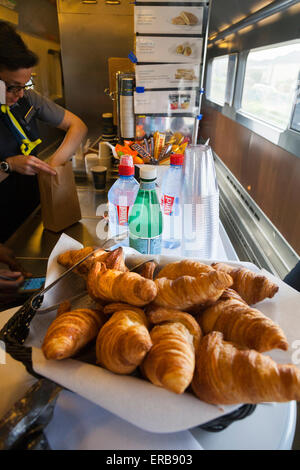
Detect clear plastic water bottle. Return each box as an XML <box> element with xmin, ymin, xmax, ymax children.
<box><xmin>128</xmin><ymin>166</ymin><xmax>163</xmax><ymax>254</ymax></box>
<box><xmin>182</xmin><ymin>145</ymin><xmax>219</xmax><ymax>259</ymax></box>
<box><xmin>160</xmin><ymin>153</ymin><xmax>184</xmax><ymax>249</ymax></box>
<box><xmin>108</xmin><ymin>155</ymin><xmax>139</xmax><ymax>238</ymax></box>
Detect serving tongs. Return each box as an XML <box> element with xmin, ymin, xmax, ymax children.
<box><xmin>30</xmin><ymin>244</ymin><xmax>155</xmax><ymax>315</ymax></box>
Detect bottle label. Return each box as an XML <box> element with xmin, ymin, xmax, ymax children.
<box><xmin>117</xmin><ymin>205</ymin><xmax>130</xmax><ymax>226</ymax></box>
<box><xmin>129</xmin><ymin>234</ymin><xmax>162</xmax><ymax>255</ymax></box>
<box><xmin>161</xmin><ymin>194</ymin><xmax>175</xmax><ymax>215</ymax></box>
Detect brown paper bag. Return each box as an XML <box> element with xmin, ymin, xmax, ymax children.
<box><xmin>38</xmin><ymin>161</ymin><xmax>82</xmax><ymax>232</ymax></box>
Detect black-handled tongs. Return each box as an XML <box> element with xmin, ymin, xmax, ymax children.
<box><xmin>30</xmin><ymin>243</ymin><xmax>155</xmax><ymax>314</ymax></box>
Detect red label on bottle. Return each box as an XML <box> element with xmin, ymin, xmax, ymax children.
<box><xmin>162</xmin><ymin>195</ymin><xmax>175</xmax><ymax>216</ymax></box>
<box><xmin>117</xmin><ymin>205</ymin><xmax>129</xmax><ymax>226</ymax></box>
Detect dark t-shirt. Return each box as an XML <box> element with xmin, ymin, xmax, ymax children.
<box><xmin>0</xmin><ymin>91</ymin><xmax>65</xmax><ymax>242</ymax></box>
<box><xmin>23</xmin><ymin>89</ymin><xmax>65</xmax><ymax>128</ymax></box>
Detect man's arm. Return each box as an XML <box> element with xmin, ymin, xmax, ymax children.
<box><xmin>48</xmin><ymin>110</ymin><xmax>88</xmax><ymax>167</ymax></box>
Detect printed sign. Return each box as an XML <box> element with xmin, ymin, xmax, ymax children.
<box><xmin>134</xmin><ymin>90</ymin><xmax>198</xmax><ymax>114</ymax></box>
<box><xmin>135</xmin><ymin>63</ymin><xmax>200</xmax><ymax>89</ymax></box>
<box><xmin>136</xmin><ymin>36</ymin><xmax>203</xmax><ymax>63</ymax></box>
<box><xmin>135</xmin><ymin>6</ymin><xmax>204</xmax><ymax>35</ymax></box>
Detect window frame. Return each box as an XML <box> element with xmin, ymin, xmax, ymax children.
<box><xmin>206</xmin><ymin>54</ymin><xmax>230</xmax><ymax>107</ymax></box>
<box><xmin>237</xmin><ymin>40</ymin><xmax>300</xmax><ymax>132</ymax></box>
<box><xmin>204</xmin><ymin>40</ymin><xmax>300</xmax><ymax>159</ymax></box>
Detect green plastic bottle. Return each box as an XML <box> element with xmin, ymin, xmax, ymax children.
<box><xmin>129</xmin><ymin>166</ymin><xmax>163</xmax><ymax>254</ymax></box>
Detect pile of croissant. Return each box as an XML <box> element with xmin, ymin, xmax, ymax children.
<box><xmin>41</xmin><ymin>246</ymin><xmax>300</xmax><ymax>406</ymax></box>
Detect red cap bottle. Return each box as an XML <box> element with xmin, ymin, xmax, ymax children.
<box><xmin>118</xmin><ymin>155</ymin><xmax>134</xmax><ymax>176</ymax></box>
<box><xmin>170</xmin><ymin>153</ymin><xmax>184</xmax><ymax>166</ymax></box>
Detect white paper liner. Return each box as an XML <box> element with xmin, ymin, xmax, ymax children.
<box><xmin>26</xmin><ymin>234</ymin><xmax>300</xmax><ymax>433</ymax></box>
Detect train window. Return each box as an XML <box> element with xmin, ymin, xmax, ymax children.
<box><xmin>207</xmin><ymin>55</ymin><xmax>229</xmax><ymax>106</ymax></box>
<box><xmin>241</xmin><ymin>42</ymin><xmax>300</xmax><ymax>130</ymax></box>
<box><xmin>290</xmin><ymin>72</ymin><xmax>300</xmax><ymax>132</ymax></box>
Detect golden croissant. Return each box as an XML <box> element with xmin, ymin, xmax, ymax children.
<box><xmin>141</xmin><ymin>321</ymin><xmax>196</xmax><ymax>394</ymax></box>
<box><xmin>96</xmin><ymin>307</ymin><xmax>152</xmax><ymax>374</ymax></box>
<box><xmin>147</xmin><ymin>306</ymin><xmax>202</xmax><ymax>350</ymax></box>
<box><xmin>156</xmin><ymin>259</ymin><xmax>214</xmax><ymax>280</ymax></box>
<box><xmin>87</xmin><ymin>261</ymin><xmax>157</xmax><ymax>307</ymax></box>
<box><xmin>153</xmin><ymin>270</ymin><xmax>233</xmax><ymax>311</ymax></box>
<box><xmin>212</xmin><ymin>262</ymin><xmax>279</xmax><ymax>305</ymax></box>
<box><xmin>192</xmin><ymin>331</ymin><xmax>300</xmax><ymax>405</ymax></box>
<box><xmin>57</xmin><ymin>246</ymin><xmax>128</xmax><ymax>278</ymax></box>
<box><xmin>219</xmin><ymin>287</ymin><xmax>247</xmax><ymax>303</ymax></box>
<box><xmin>42</xmin><ymin>307</ymin><xmax>105</xmax><ymax>360</ymax></box>
<box><xmin>197</xmin><ymin>297</ymin><xmax>288</xmax><ymax>352</ymax></box>
<box><xmin>137</xmin><ymin>261</ymin><xmax>157</xmax><ymax>280</ymax></box>
<box><xmin>103</xmin><ymin>302</ymin><xmax>147</xmax><ymax>316</ymax></box>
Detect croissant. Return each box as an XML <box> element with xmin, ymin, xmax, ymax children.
<box><xmin>156</xmin><ymin>259</ymin><xmax>213</xmax><ymax>280</ymax></box>
<box><xmin>103</xmin><ymin>302</ymin><xmax>147</xmax><ymax>316</ymax></box>
<box><xmin>137</xmin><ymin>261</ymin><xmax>157</xmax><ymax>280</ymax></box>
<box><xmin>212</xmin><ymin>262</ymin><xmax>279</xmax><ymax>305</ymax></box>
<box><xmin>96</xmin><ymin>307</ymin><xmax>152</xmax><ymax>374</ymax></box>
<box><xmin>152</xmin><ymin>270</ymin><xmax>233</xmax><ymax>311</ymax></box>
<box><xmin>42</xmin><ymin>307</ymin><xmax>105</xmax><ymax>360</ymax></box>
<box><xmin>192</xmin><ymin>331</ymin><xmax>300</xmax><ymax>405</ymax></box>
<box><xmin>87</xmin><ymin>262</ymin><xmax>157</xmax><ymax>307</ymax></box>
<box><xmin>219</xmin><ymin>288</ymin><xmax>247</xmax><ymax>303</ymax></box>
<box><xmin>141</xmin><ymin>321</ymin><xmax>195</xmax><ymax>394</ymax></box>
<box><xmin>147</xmin><ymin>306</ymin><xmax>202</xmax><ymax>350</ymax></box>
<box><xmin>57</xmin><ymin>246</ymin><xmax>128</xmax><ymax>278</ymax></box>
<box><xmin>197</xmin><ymin>297</ymin><xmax>288</xmax><ymax>352</ymax></box>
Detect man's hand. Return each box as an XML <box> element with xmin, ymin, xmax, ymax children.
<box><xmin>48</xmin><ymin>110</ymin><xmax>88</xmax><ymax>167</ymax></box>
<box><xmin>0</xmin><ymin>244</ymin><xmax>31</xmax><ymax>277</ymax></box>
<box><xmin>0</xmin><ymin>269</ymin><xmax>24</xmax><ymax>292</ymax></box>
<box><xmin>5</xmin><ymin>155</ymin><xmax>57</xmax><ymax>176</ymax></box>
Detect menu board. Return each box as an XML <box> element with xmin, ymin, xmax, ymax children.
<box><xmin>135</xmin><ymin>63</ymin><xmax>200</xmax><ymax>89</ymax></box>
<box><xmin>133</xmin><ymin>2</ymin><xmax>206</xmax><ymax>117</ymax></box>
<box><xmin>134</xmin><ymin>89</ymin><xmax>198</xmax><ymax>114</ymax></box>
<box><xmin>135</xmin><ymin>6</ymin><xmax>204</xmax><ymax>35</ymax></box>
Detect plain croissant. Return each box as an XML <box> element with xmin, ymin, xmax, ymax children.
<box><xmin>212</xmin><ymin>262</ymin><xmax>279</xmax><ymax>305</ymax></box>
<box><xmin>87</xmin><ymin>261</ymin><xmax>157</xmax><ymax>306</ymax></box>
<box><xmin>57</xmin><ymin>246</ymin><xmax>128</xmax><ymax>278</ymax></box>
<box><xmin>197</xmin><ymin>297</ymin><xmax>288</xmax><ymax>352</ymax></box>
<box><xmin>42</xmin><ymin>307</ymin><xmax>105</xmax><ymax>360</ymax></box>
<box><xmin>103</xmin><ymin>302</ymin><xmax>147</xmax><ymax>316</ymax></box>
<box><xmin>141</xmin><ymin>322</ymin><xmax>196</xmax><ymax>394</ymax></box>
<box><xmin>137</xmin><ymin>261</ymin><xmax>157</xmax><ymax>280</ymax></box>
<box><xmin>96</xmin><ymin>307</ymin><xmax>152</xmax><ymax>374</ymax></box>
<box><xmin>147</xmin><ymin>306</ymin><xmax>202</xmax><ymax>350</ymax></box>
<box><xmin>156</xmin><ymin>259</ymin><xmax>214</xmax><ymax>280</ymax></box>
<box><xmin>153</xmin><ymin>270</ymin><xmax>233</xmax><ymax>311</ymax></box>
<box><xmin>192</xmin><ymin>331</ymin><xmax>300</xmax><ymax>405</ymax></box>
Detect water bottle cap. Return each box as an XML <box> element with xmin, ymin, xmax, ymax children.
<box><xmin>118</xmin><ymin>154</ymin><xmax>134</xmax><ymax>176</ymax></box>
<box><xmin>140</xmin><ymin>166</ymin><xmax>157</xmax><ymax>180</ymax></box>
<box><xmin>170</xmin><ymin>154</ymin><xmax>184</xmax><ymax>166</ymax></box>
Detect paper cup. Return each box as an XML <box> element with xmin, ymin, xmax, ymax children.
<box><xmin>91</xmin><ymin>165</ymin><xmax>107</xmax><ymax>190</ymax></box>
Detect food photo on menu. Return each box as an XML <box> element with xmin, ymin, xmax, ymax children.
<box><xmin>135</xmin><ymin>36</ymin><xmax>203</xmax><ymax>63</ymax></box>
<box><xmin>135</xmin><ymin>6</ymin><xmax>204</xmax><ymax>34</ymax></box>
<box><xmin>134</xmin><ymin>90</ymin><xmax>198</xmax><ymax>115</ymax></box>
<box><xmin>135</xmin><ymin>64</ymin><xmax>200</xmax><ymax>89</ymax></box>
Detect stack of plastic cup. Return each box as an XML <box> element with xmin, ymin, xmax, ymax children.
<box><xmin>98</xmin><ymin>142</ymin><xmax>112</xmax><ymax>180</ymax></box>
<box><xmin>85</xmin><ymin>153</ymin><xmax>100</xmax><ymax>182</ymax></box>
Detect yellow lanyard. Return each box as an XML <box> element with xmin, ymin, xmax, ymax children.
<box><xmin>1</xmin><ymin>104</ymin><xmax>42</xmax><ymax>156</ymax></box>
